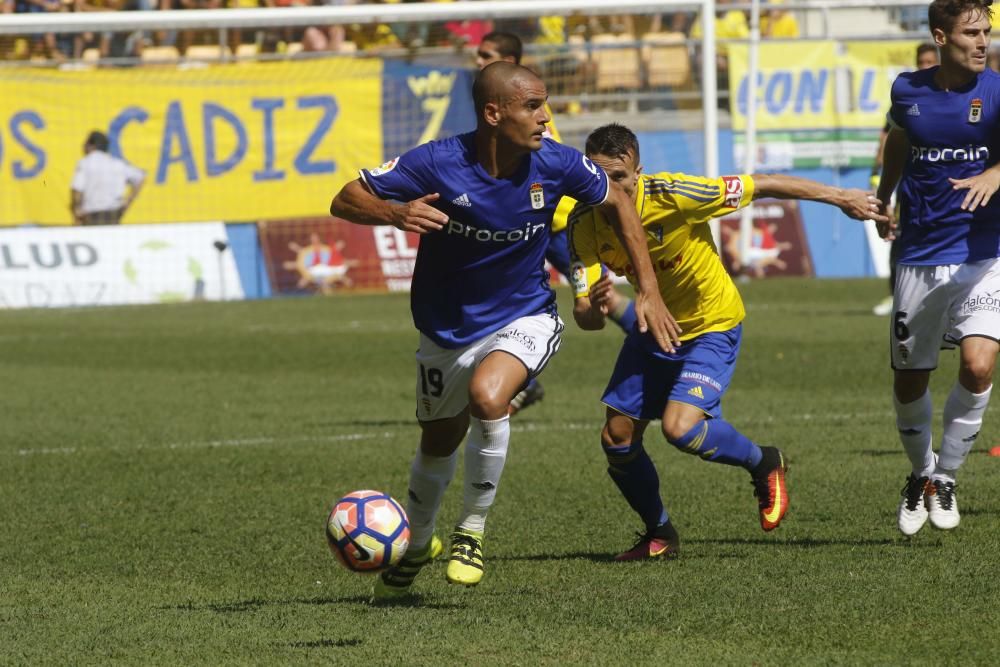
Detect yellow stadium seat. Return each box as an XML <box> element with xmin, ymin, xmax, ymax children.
<box><xmin>235</xmin><ymin>43</ymin><xmax>259</xmax><ymax>58</ymax></box>
<box><xmin>642</xmin><ymin>31</ymin><xmax>691</xmax><ymax>88</ymax></box>
<box><xmin>140</xmin><ymin>45</ymin><xmax>180</xmax><ymax>63</ymax></box>
<box><xmin>185</xmin><ymin>44</ymin><xmax>228</xmax><ymax>61</ymax></box>
<box><xmin>285</xmin><ymin>41</ymin><xmax>303</xmax><ymax>56</ymax></box>
<box><xmin>592</xmin><ymin>33</ymin><xmax>641</xmax><ymax>92</ymax></box>
<box><xmin>82</xmin><ymin>48</ymin><xmax>101</xmax><ymax>63</ymax></box>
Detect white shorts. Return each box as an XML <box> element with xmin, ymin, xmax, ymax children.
<box><xmin>414</xmin><ymin>313</ymin><xmax>564</xmax><ymax>421</ymax></box>
<box><xmin>891</xmin><ymin>258</ymin><xmax>1000</xmax><ymax>370</ymax></box>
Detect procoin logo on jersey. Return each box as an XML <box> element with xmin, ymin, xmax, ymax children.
<box><xmin>530</xmin><ymin>182</ymin><xmax>545</xmax><ymax>210</ymax></box>
<box><xmin>722</xmin><ymin>176</ymin><xmax>744</xmax><ymax>208</ymax></box>
<box><xmin>910</xmin><ymin>145</ymin><xmax>990</xmax><ymax>162</ymax></box>
<box><xmin>969</xmin><ymin>98</ymin><xmax>983</xmax><ymax>124</ymax></box>
<box><xmin>445</xmin><ymin>218</ymin><xmax>548</xmax><ymax>243</ymax></box>
<box><xmin>369</xmin><ymin>157</ymin><xmax>399</xmax><ymax>176</ymax></box>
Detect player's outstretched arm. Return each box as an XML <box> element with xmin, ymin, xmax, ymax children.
<box><xmin>330</xmin><ymin>179</ymin><xmax>449</xmax><ymax>234</ymax></box>
<box><xmin>597</xmin><ymin>182</ymin><xmax>681</xmax><ymax>352</ymax></box>
<box><xmin>572</xmin><ymin>274</ymin><xmax>618</xmax><ymax>331</ymax></box>
<box><xmin>750</xmin><ymin>173</ymin><xmax>890</xmax><ymax>223</ymax></box>
<box><xmin>871</xmin><ymin>126</ymin><xmax>909</xmax><ymax>239</ymax></box>
<box><xmin>948</xmin><ymin>162</ymin><xmax>1000</xmax><ymax>212</ymax></box>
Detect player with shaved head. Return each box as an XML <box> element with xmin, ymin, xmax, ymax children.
<box><xmin>474</xmin><ymin>33</ymin><xmax>639</xmax><ymax>418</ymax></box>
<box><xmin>330</xmin><ymin>62</ymin><xmax>679</xmax><ymax>599</ymax></box>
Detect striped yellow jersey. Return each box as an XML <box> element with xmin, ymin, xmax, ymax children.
<box><xmin>542</xmin><ymin>105</ymin><xmax>574</xmax><ymax>233</ymax></box>
<box><xmin>568</xmin><ymin>172</ymin><xmax>755</xmax><ymax>340</ymax></box>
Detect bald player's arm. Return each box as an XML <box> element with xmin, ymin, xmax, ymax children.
<box><xmin>330</xmin><ymin>179</ymin><xmax>449</xmax><ymax>234</ymax></box>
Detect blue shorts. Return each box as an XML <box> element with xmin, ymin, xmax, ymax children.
<box><xmin>601</xmin><ymin>325</ymin><xmax>742</xmax><ymax>420</ymax></box>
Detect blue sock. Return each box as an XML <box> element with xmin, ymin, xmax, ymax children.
<box><xmin>603</xmin><ymin>438</ymin><xmax>668</xmax><ymax>530</ymax></box>
<box><xmin>668</xmin><ymin>419</ymin><xmax>763</xmax><ymax>470</ymax></box>
<box><xmin>610</xmin><ymin>299</ymin><xmax>638</xmax><ymax>334</ymax></box>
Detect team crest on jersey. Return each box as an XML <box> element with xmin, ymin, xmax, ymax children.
<box><xmin>722</xmin><ymin>176</ymin><xmax>744</xmax><ymax>208</ymax></box>
<box><xmin>969</xmin><ymin>98</ymin><xmax>983</xmax><ymax>124</ymax></box>
<box><xmin>369</xmin><ymin>157</ymin><xmax>399</xmax><ymax>176</ymax></box>
<box><xmin>530</xmin><ymin>182</ymin><xmax>545</xmax><ymax>210</ymax></box>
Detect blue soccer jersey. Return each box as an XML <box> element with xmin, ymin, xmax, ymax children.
<box><xmin>361</xmin><ymin>133</ymin><xmax>609</xmax><ymax>348</ymax></box>
<box><xmin>889</xmin><ymin>67</ymin><xmax>1000</xmax><ymax>265</ymax></box>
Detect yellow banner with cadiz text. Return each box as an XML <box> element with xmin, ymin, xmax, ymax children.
<box><xmin>0</xmin><ymin>58</ymin><xmax>382</xmax><ymax>226</ymax></box>
<box><xmin>728</xmin><ymin>40</ymin><xmax>926</xmax><ymax>131</ymax></box>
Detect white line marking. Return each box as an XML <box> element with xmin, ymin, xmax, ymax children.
<box><xmin>9</xmin><ymin>411</ymin><xmax>898</xmax><ymax>457</ymax></box>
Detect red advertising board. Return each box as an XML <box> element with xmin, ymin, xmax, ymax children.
<box><xmin>258</xmin><ymin>217</ymin><xmax>420</xmax><ymax>294</ymax></box>
<box><xmin>717</xmin><ymin>200</ymin><xmax>813</xmax><ymax>278</ymax></box>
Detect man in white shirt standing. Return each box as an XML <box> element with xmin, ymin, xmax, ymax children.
<box><xmin>70</xmin><ymin>130</ymin><xmax>145</xmax><ymax>226</ymax></box>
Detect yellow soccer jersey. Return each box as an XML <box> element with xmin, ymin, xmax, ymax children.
<box><xmin>568</xmin><ymin>172</ymin><xmax>754</xmax><ymax>340</ymax></box>
<box><xmin>542</xmin><ymin>105</ymin><xmax>574</xmax><ymax>233</ymax></box>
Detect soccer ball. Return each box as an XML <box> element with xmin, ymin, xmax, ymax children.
<box><xmin>326</xmin><ymin>490</ymin><xmax>410</xmax><ymax>573</ymax></box>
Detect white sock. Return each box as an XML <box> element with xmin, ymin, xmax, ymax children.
<box><xmin>457</xmin><ymin>416</ymin><xmax>510</xmax><ymax>534</ymax></box>
<box><xmin>405</xmin><ymin>449</ymin><xmax>458</xmax><ymax>550</ymax></box>
<box><xmin>935</xmin><ymin>383</ymin><xmax>992</xmax><ymax>483</ymax></box>
<box><xmin>895</xmin><ymin>391</ymin><xmax>935</xmax><ymax>478</ymax></box>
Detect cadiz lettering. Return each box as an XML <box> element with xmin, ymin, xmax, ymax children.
<box><xmin>0</xmin><ymin>95</ymin><xmax>338</xmax><ymax>184</ymax></box>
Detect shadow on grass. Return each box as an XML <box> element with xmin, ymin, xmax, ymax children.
<box><xmin>686</xmin><ymin>536</ymin><xmax>941</xmax><ymax>548</ymax></box>
<box><xmin>329</xmin><ymin>419</ymin><xmax>415</xmax><ymax>428</ymax></box>
<box><xmin>857</xmin><ymin>449</ymin><xmax>906</xmax><ymax>457</ymax></box>
<box><xmin>489</xmin><ymin>551</ymin><xmax>619</xmax><ymax>564</ymax></box>
<box><xmin>165</xmin><ymin>594</ymin><xmax>465</xmax><ymax>613</ymax></box>
<box><xmin>282</xmin><ymin>638</ymin><xmax>363</xmax><ymax>649</ymax></box>
<box><xmin>487</xmin><ymin>535</ymin><xmax>946</xmax><ymax>563</ymax></box>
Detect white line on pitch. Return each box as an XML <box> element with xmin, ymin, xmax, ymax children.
<box><xmin>10</xmin><ymin>411</ymin><xmax>895</xmax><ymax>457</ymax></box>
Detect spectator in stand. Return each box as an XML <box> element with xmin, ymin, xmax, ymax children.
<box><xmin>689</xmin><ymin>0</ymin><xmax>748</xmax><ymax>101</ymax></box>
<box><xmin>227</xmin><ymin>0</ymin><xmax>261</xmax><ymax>55</ymax></box>
<box><xmin>1</xmin><ymin>0</ymin><xmax>15</xmax><ymax>61</ymax></box>
<box><xmin>71</xmin><ymin>131</ymin><xmax>145</xmax><ymax>226</ymax></box>
<box><xmin>176</xmin><ymin>0</ymin><xmax>225</xmax><ymax>56</ymax></box>
<box><xmin>74</xmin><ymin>0</ymin><xmax>123</xmax><ymax>59</ymax></box>
<box><xmin>302</xmin><ymin>0</ymin><xmax>356</xmax><ymax>53</ymax></box>
<box><xmin>760</xmin><ymin>0</ymin><xmax>799</xmax><ymax>38</ymax></box>
<box><xmin>348</xmin><ymin>20</ymin><xmax>401</xmax><ymax>52</ymax></box>
<box><xmin>15</xmin><ymin>0</ymin><xmax>73</xmax><ymax>61</ymax></box>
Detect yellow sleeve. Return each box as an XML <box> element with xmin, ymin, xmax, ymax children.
<box><xmin>566</xmin><ymin>205</ymin><xmax>603</xmax><ymax>299</ymax></box>
<box><xmin>543</xmin><ymin>103</ymin><xmax>562</xmax><ymax>143</ymax></box>
<box><xmin>541</xmin><ymin>102</ymin><xmax>570</xmax><ymax>231</ymax></box>
<box><xmin>647</xmin><ymin>172</ymin><xmax>755</xmax><ymax>224</ymax></box>
<box><xmin>551</xmin><ymin>195</ymin><xmax>575</xmax><ymax>233</ymax></box>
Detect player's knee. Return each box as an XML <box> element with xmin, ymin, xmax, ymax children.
<box><xmin>467</xmin><ymin>383</ymin><xmax>509</xmax><ymax>420</ymax></box>
<box><xmin>662</xmin><ymin>413</ymin><xmax>703</xmax><ymax>445</ymax></box>
<box><xmin>601</xmin><ymin>425</ymin><xmax>639</xmax><ymax>467</ymax></box>
<box><xmin>960</xmin><ymin>357</ymin><xmax>995</xmax><ymax>390</ymax></box>
<box><xmin>601</xmin><ymin>422</ymin><xmax>631</xmax><ymax>450</ymax></box>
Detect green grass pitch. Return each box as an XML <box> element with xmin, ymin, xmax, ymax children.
<box><xmin>2</xmin><ymin>278</ymin><xmax>998</xmax><ymax>665</ymax></box>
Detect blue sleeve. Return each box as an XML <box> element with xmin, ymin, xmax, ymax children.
<box><xmin>557</xmin><ymin>143</ymin><xmax>609</xmax><ymax>206</ymax></box>
<box><xmin>887</xmin><ymin>75</ymin><xmax>904</xmax><ymax>129</ymax></box>
<box><xmin>360</xmin><ymin>143</ymin><xmax>434</xmax><ymax>202</ymax></box>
